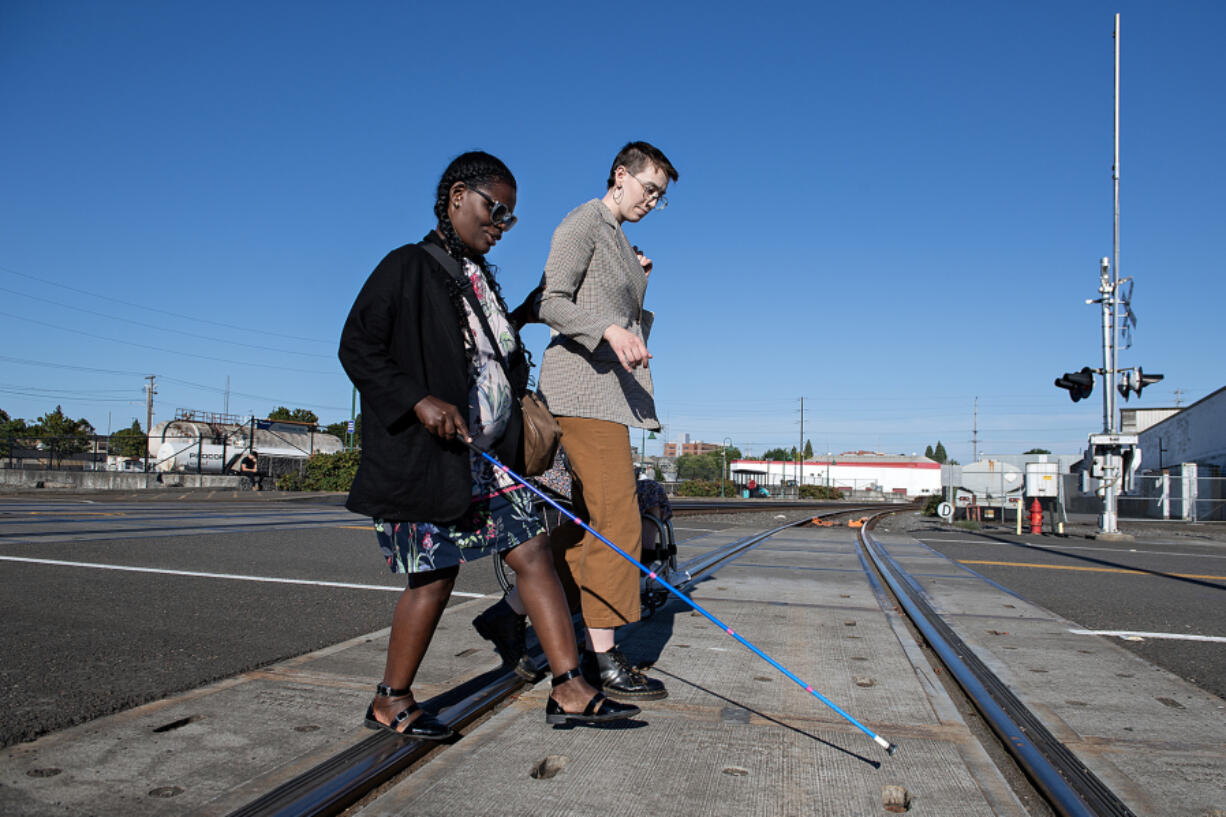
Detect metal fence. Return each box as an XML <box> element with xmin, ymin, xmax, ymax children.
<box><xmin>1118</xmin><ymin>467</ymin><xmax>1225</xmax><ymax>522</ymax></box>
<box><xmin>1</xmin><ymin>436</ymin><xmax>137</xmax><ymax>472</ymax></box>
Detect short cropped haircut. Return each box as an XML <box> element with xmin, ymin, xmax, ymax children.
<box><xmin>606</xmin><ymin>141</ymin><xmax>678</xmax><ymax>190</ymax></box>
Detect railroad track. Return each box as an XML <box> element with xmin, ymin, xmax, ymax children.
<box><xmin>225</xmin><ymin>506</ymin><xmax>1137</xmax><ymax>817</ymax></box>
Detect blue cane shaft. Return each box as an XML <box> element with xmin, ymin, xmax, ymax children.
<box><xmin>470</xmin><ymin>443</ymin><xmax>895</xmax><ymax>751</ymax></box>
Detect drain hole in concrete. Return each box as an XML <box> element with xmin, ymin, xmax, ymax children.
<box><xmin>844</xmin><ymin>620</ymin><xmax>857</xmax><ymax>627</ymax></box>
<box><xmin>152</xmin><ymin>716</ymin><xmax>199</xmax><ymax>733</ymax></box>
<box><xmin>26</xmin><ymin>768</ymin><xmax>61</xmax><ymax>778</ymax></box>
<box><xmin>148</xmin><ymin>786</ymin><xmax>185</xmax><ymax>798</ymax></box>
<box><xmin>1065</xmin><ymin>700</ymin><xmax>1088</xmax><ymax>707</ymax></box>
<box><xmin>882</xmin><ymin>784</ymin><xmax>911</xmax><ymax>812</ymax></box>
<box><xmin>840</xmin><ymin>594</ymin><xmax>851</xmax><ymax>598</ymax></box>
<box><xmin>1156</xmin><ymin>696</ymin><xmax>1185</xmax><ymax>710</ymax></box>
<box><xmin>293</xmin><ymin>724</ymin><xmax>320</xmax><ymax>732</ymax></box>
<box><xmin>454</xmin><ymin>648</ymin><xmax>479</xmax><ymax>657</ymax></box>
<box><xmin>722</xmin><ymin>766</ymin><xmax>749</xmax><ymax>777</ymax></box>
<box><xmin>1028</xmin><ymin>668</ymin><xmax>1049</xmax><ymax>674</ymax></box>
<box><xmin>854</xmin><ymin>676</ymin><xmax>876</xmax><ymax>688</ymax></box>
<box><xmin>851</xmin><ymin>656</ymin><xmax>869</xmax><ymax>662</ymax></box>
<box><xmin>753</xmin><ymin>675</ymin><xmax>772</xmax><ymax>682</ymax></box>
<box><xmin>530</xmin><ymin>755</ymin><xmax>570</xmax><ymax>780</ymax></box>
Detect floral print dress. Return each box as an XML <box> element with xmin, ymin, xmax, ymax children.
<box><xmin>374</xmin><ymin>259</ymin><xmax>545</xmax><ymax>574</ymax></box>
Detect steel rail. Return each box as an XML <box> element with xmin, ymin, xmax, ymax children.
<box><xmin>677</xmin><ymin>506</ymin><xmax>885</xmax><ymax>583</ymax></box>
<box><xmin>223</xmin><ymin>510</ymin><xmax>847</xmax><ymax>817</ymax></box>
<box><xmin>857</xmin><ymin>514</ymin><xmax>1137</xmax><ymax>817</ymax></box>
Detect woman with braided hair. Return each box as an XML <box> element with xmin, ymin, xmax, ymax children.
<box><xmin>339</xmin><ymin>151</ymin><xmax>639</xmax><ymax>738</ymax></box>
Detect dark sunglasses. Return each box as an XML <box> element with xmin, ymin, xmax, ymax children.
<box><xmin>469</xmin><ymin>187</ymin><xmax>518</xmax><ymax>229</ymax></box>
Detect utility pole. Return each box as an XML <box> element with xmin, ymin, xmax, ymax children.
<box><xmin>225</xmin><ymin>376</ymin><xmax>231</xmax><ymax>415</ymax></box>
<box><xmin>971</xmin><ymin>397</ymin><xmax>979</xmax><ymax>463</ymax></box>
<box><xmin>798</xmin><ymin>396</ymin><xmax>805</xmax><ymax>492</ymax></box>
<box><xmin>144</xmin><ymin>375</ymin><xmax>157</xmax><ymax>472</ymax></box>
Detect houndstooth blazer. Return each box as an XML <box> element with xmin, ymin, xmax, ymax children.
<box><xmin>537</xmin><ymin>199</ymin><xmax>661</xmax><ymax>430</ymax></box>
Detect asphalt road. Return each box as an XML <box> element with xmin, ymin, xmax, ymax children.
<box><xmin>0</xmin><ymin>495</ymin><xmax>773</xmax><ymax>749</ymax></box>
<box><xmin>896</xmin><ymin>516</ymin><xmax>1226</xmax><ymax>701</ymax></box>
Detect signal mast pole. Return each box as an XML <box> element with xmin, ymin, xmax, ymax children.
<box><xmin>1097</xmin><ymin>15</ymin><xmax>1124</xmax><ymax>536</ymax></box>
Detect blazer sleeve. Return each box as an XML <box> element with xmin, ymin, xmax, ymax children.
<box><xmin>538</xmin><ymin>208</ymin><xmax>617</xmax><ymax>353</ymax></box>
<box><xmin>338</xmin><ymin>251</ymin><xmax>430</xmax><ymax>433</ymax></box>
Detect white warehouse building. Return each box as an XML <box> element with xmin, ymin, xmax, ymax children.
<box><xmin>731</xmin><ymin>453</ymin><xmax>941</xmax><ymax>497</ymax></box>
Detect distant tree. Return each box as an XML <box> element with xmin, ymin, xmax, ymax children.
<box><xmin>1023</xmin><ymin>448</ymin><xmax>1052</xmax><ymax>455</ymax></box>
<box><xmin>324</xmin><ymin>414</ymin><xmax>362</xmax><ymax>447</ymax></box>
<box><xmin>947</xmin><ymin>459</ymin><xmax>960</xmax><ymax>465</ymax></box>
<box><xmin>762</xmin><ymin>447</ymin><xmax>790</xmax><ymax>461</ymax></box>
<box><xmin>932</xmin><ymin>441</ymin><xmax>948</xmax><ymax>464</ymax></box>
<box><xmin>924</xmin><ymin>444</ymin><xmax>934</xmax><ymax>459</ymax></box>
<box><xmin>0</xmin><ymin>409</ymin><xmax>30</xmax><ymax>457</ymax></box>
<box><xmin>803</xmin><ymin>439</ymin><xmax>814</xmax><ymax>458</ymax></box>
<box><xmin>677</xmin><ymin>447</ymin><xmax>742</xmax><ymax>481</ymax></box>
<box><xmin>789</xmin><ymin>446</ymin><xmax>798</xmax><ymax>459</ymax></box>
<box><xmin>269</xmin><ymin>406</ymin><xmax>319</xmax><ymax>425</ymax></box>
<box><xmin>34</xmin><ymin>405</ymin><xmax>95</xmax><ymax>467</ymax></box>
<box><xmin>109</xmin><ymin>419</ymin><xmax>147</xmax><ymax>459</ymax></box>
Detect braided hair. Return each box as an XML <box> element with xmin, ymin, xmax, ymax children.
<box><xmin>432</xmin><ymin>151</ymin><xmax>531</xmax><ymax>374</ymax></box>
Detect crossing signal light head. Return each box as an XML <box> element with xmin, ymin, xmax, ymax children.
<box><xmin>1054</xmin><ymin>367</ymin><xmax>1095</xmax><ymax>402</ymax></box>
<box><xmin>1117</xmin><ymin>367</ymin><xmax>1163</xmax><ymax>401</ymax></box>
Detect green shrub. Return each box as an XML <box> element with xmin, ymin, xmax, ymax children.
<box><xmin>953</xmin><ymin>519</ymin><xmax>980</xmax><ymax>531</ymax></box>
<box><xmin>922</xmin><ymin>494</ymin><xmax>944</xmax><ymax>516</ymax></box>
<box><xmin>277</xmin><ymin>450</ymin><xmax>361</xmax><ymax>492</ymax></box>
<box><xmin>799</xmin><ymin>484</ymin><xmax>843</xmax><ymax>500</ymax></box>
<box><xmin>676</xmin><ymin>479</ymin><xmax>736</xmax><ymax>497</ymax></box>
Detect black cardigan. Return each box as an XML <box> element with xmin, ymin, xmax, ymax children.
<box><xmin>339</xmin><ymin>234</ymin><xmax>529</xmax><ymax>522</ymax></box>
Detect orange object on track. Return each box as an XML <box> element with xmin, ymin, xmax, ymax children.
<box><xmin>848</xmin><ymin>517</ymin><xmax>866</xmax><ymax>528</ymax></box>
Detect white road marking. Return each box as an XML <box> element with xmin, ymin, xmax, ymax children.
<box><xmin>1069</xmin><ymin>628</ymin><xmax>1226</xmax><ymax>643</ymax></box>
<box><xmin>0</xmin><ymin>555</ymin><xmax>486</xmax><ymax>598</ymax></box>
<box><xmin>923</xmin><ymin>537</ymin><xmax>1226</xmax><ymax>561</ymax></box>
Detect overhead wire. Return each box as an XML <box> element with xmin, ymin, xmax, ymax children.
<box><xmin>0</xmin><ymin>263</ymin><xmax>331</xmax><ymax>345</ymax></box>
<box><xmin>0</xmin><ymin>286</ymin><xmax>331</xmax><ymax>359</ymax></box>
<box><xmin>0</xmin><ymin>311</ymin><xmax>337</xmax><ymax>375</ymax></box>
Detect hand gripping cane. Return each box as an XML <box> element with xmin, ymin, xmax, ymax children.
<box><xmin>467</xmin><ymin>441</ymin><xmax>898</xmax><ymax>757</ymax></box>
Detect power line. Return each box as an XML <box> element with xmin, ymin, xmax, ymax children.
<box><xmin>0</xmin><ymin>356</ymin><xmax>349</xmax><ymax>414</ymax></box>
<box><xmin>0</xmin><ymin>286</ymin><xmax>332</xmax><ymax>359</ymax></box>
<box><xmin>0</xmin><ymin>311</ymin><xmax>337</xmax><ymax>375</ymax></box>
<box><xmin>0</xmin><ymin>263</ymin><xmax>332</xmax><ymax>344</ymax></box>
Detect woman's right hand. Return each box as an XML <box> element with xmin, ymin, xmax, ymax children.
<box><xmin>413</xmin><ymin>396</ymin><xmax>470</xmax><ymax>442</ymax></box>
<box><xmin>603</xmin><ymin>324</ymin><xmax>651</xmax><ymax>371</ymax></box>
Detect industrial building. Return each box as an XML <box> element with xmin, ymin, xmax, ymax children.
<box><xmin>730</xmin><ymin>453</ymin><xmax>941</xmax><ymax>497</ymax></box>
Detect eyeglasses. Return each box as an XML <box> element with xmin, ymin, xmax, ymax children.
<box><xmin>469</xmin><ymin>187</ymin><xmax>518</xmax><ymax>229</ymax></box>
<box><xmin>625</xmin><ymin>171</ymin><xmax>669</xmax><ymax>210</ymax></box>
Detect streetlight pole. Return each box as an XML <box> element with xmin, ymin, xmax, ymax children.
<box><xmin>721</xmin><ymin>436</ymin><xmax>732</xmax><ymax>497</ymax></box>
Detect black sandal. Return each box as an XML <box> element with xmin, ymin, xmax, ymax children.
<box><xmin>364</xmin><ymin>682</ymin><xmax>454</xmax><ymax>740</ymax></box>
<box><xmin>545</xmin><ymin>667</ymin><xmax>642</xmax><ymax>724</ymax></box>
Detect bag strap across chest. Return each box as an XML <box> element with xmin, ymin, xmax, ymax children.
<box><xmin>420</xmin><ymin>242</ymin><xmax>514</xmax><ymax>375</ymax></box>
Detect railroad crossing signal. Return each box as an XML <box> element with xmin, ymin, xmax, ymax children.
<box><xmin>1116</xmin><ymin>367</ymin><xmax>1164</xmax><ymax>401</ymax></box>
<box><xmin>1054</xmin><ymin>367</ymin><xmax>1095</xmax><ymax>402</ymax></box>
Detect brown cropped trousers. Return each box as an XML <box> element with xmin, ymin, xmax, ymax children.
<box><xmin>549</xmin><ymin>416</ymin><xmax>642</xmax><ymax>628</ymax></box>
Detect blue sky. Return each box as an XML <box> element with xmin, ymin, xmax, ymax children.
<box><xmin>2</xmin><ymin>1</ymin><xmax>1222</xmax><ymax>463</ymax></box>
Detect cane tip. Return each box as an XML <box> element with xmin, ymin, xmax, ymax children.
<box><xmin>886</xmin><ymin>743</ymin><xmax>899</xmax><ymax>757</ymax></box>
